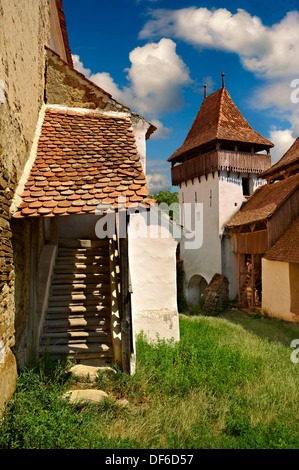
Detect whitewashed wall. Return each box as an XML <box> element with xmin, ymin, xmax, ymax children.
<box><xmin>179</xmin><ymin>171</ymin><xmax>265</xmax><ymax>302</ymax></box>
<box><xmin>128</xmin><ymin>211</ymin><xmax>180</xmax><ymax>346</ymax></box>
<box><xmin>179</xmin><ymin>173</ymin><xmax>221</xmax><ymax>301</ymax></box>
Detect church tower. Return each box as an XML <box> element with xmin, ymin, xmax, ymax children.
<box><xmin>169</xmin><ymin>75</ymin><xmax>273</xmax><ymax>302</ymax></box>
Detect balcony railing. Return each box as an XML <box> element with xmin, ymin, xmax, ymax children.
<box><xmin>171</xmin><ymin>150</ymin><xmax>271</xmax><ymax>185</ymax></box>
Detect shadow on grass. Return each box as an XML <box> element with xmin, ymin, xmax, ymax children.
<box><xmin>217</xmin><ymin>308</ymin><xmax>299</xmax><ymax>348</ymax></box>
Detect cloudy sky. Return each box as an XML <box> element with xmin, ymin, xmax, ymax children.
<box><xmin>63</xmin><ymin>0</ymin><xmax>299</xmax><ymax>193</ymax></box>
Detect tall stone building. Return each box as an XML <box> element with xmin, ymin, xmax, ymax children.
<box><xmin>169</xmin><ymin>77</ymin><xmax>273</xmax><ymax>303</ymax></box>
<box><xmin>0</xmin><ymin>0</ymin><xmax>55</xmax><ymax>412</ymax></box>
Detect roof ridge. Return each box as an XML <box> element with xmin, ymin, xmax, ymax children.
<box><xmin>45</xmin><ymin>106</ymin><xmax>131</xmax><ymax>120</ymax></box>
<box><xmin>215</xmin><ymin>87</ymin><xmax>226</xmax><ymax>139</ymax></box>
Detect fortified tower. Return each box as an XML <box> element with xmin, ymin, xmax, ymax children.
<box><xmin>169</xmin><ymin>75</ymin><xmax>273</xmax><ymax>302</ymax></box>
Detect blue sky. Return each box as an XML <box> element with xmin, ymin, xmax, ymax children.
<box><xmin>63</xmin><ymin>0</ymin><xmax>299</xmax><ymax>193</ymax></box>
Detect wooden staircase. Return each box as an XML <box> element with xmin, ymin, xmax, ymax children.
<box><xmin>240</xmin><ymin>264</ymin><xmax>261</xmax><ymax>306</ymax></box>
<box><xmin>39</xmin><ymin>238</ymin><xmax>114</xmax><ymax>364</ymax></box>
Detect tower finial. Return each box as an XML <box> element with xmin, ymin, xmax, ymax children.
<box><xmin>204</xmin><ymin>84</ymin><xmax>207</xmax><ymax>98</ymax></box>
<box><xmin>221</xmin><ymin>72</ymin><xmax>225</xmax><ymax>88</ymax></box>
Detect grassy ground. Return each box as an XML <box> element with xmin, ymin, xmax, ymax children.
<box><xmin>0</xmin><ymin>309</ymin><xmax>298</xmax><ymax>449</ymax></box>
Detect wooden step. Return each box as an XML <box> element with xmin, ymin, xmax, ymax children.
<box><xmin>41</xmin><ymin>329</ymin><xmax>110</xmax><ymax>340</ymax></box>
<box><xmin>48</xmin><ymin>300</ymin><xmax>110</xmax><ymax>310</ymax></box>
<box><xmin>46</xmin><ymin>303</ymin><xmax>110</xmax><ymax>313</ymax></box>
<box><xmin>43</xmin><ymin>316</ymin><xmax>109</xmax><ymax>329</ymax></box>
<box><xmin>40</xmin><ymin>331</ymin><xmax>111</xmax><ymax>345</ymax></box>
<box><xmin>55</xmin><ymin>255</ymin><xmax>109</xmax><ymax>266</ymax></box>
<box><xmin>51</xmin><ymin>284</ymin><xmax>111</xmax><ymax>295</ymax></box>
<box><xmin>56</xmin><ymin>252</ymin><xmax>108</xmax><ymax>259</ymax></box>
<box><xmin>49</xmin><ymin>292</ymin><xmax>110</xmax><ymax>302</ymax></box>
<box><xmin>51</xmin><ymin>273</ymin><xmax>110</xmax><ymax>284</ymax></box>
<box><xmin>54</xmin><ymin>265</ymin><xmax>110</xmax><ymax>274</ymax></box>
<box><xmin>58</xmin><ymin>239</ymin><xmax>109</xmax><ymax>248</ymax></box>
<box><xmin>39</xmin><ymin>342</ymin><xmax>112</xmax><ymax>354</ymax></box>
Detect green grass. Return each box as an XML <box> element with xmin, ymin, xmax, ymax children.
<box><xmin>0</xmin><ymin>311</ymin><xmax>298</xmax><ymax>449</ymax></box>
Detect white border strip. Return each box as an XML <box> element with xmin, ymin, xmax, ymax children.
<box><xmin>10</xmin><ymin>104</ymin><xmax>47</xmax><ymax>215</ymax></box>
<box><xmin>44</xmin><ymin>103</ymin><xmax>130</xmax><ymax>119</ymax></box>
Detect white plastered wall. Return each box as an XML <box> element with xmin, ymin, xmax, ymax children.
<box><xmin>219</xmin><ymin>172</ymin><xmax>265</xmax><ymax>299</ymax></box>
<box><xmin>179</xmin><ymin>173</ymin><xmax>221</xmax><ymax>301</ymax></box>
<box><xmin>128</xmin><ymin>212</ymin><xmax>180</xmax><ymax>345</ymax></box>
<box><xmin>179</xmin><ymin>171</ymin><xmax>266</xmax><ymax>302</ymax></box>
<box><xmin>262</xmin><ymin>258</ymin><xmax>292</xmax><ymax>322</ymax></box>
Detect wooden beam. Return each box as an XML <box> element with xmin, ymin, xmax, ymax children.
<box><xmin>237</xmin><ymin>253</ymin><xmax>241</xmax><ymax>303</ymax></box>
<box><xmin>251</xmin><ymin>254</ymin><xmax>255</xmax><ymax>306</ymax></box>
<box><xmin>119</xmin><ymin>220</ymin><xmax>133</xmax><ymax>375</ymax></box>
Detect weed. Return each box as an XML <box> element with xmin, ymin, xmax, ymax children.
<box><xmin>0</xmin><ymin>313</ymin><xmax>298</xmax><ymax>449</ymax></box>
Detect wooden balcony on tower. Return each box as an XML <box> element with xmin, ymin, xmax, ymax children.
<box><xmin>171</xmin><ymin>149</ymin><xmax>271</xmax><ymax>186</ymax></box>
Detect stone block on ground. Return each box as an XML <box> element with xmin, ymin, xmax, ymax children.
<box><xmin>62</xmin><ymin>389</ymin><xmax>108</xmax><ymax>404</ymax></box>
<box><xmin>204</xmin><ymin>273</ymin><xmax>229</xmax><ymax>315</ymax></box>
<box><xmin>69</xmin><ymin>362</ymin><xmax>115</xmax><ymax>382</ymax></box>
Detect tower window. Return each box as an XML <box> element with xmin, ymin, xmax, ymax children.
<box><xmin>242</xmin><ymin>177</ymin><xmax>250</xmax><ymax>196</ymax></box>
<box><xmin>195</xmin><ymin>192</ymin><xmax>197</xmax><ymax>203</ymax></box>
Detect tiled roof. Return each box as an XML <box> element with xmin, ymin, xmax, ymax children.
<box><xmin>264</xmin><ymin>217</ymin><xmax>299</xmax><ymax>263</ymax></box>
<box><xmin>13</xmin><ymin>108</ymin><xmax>154</xmax><ymax>218</ymax></box>
<box><xmin>56</xmin><ymin>0</ymin><xmax>73</xmax><ymax>68</ymax></box>
<box><xmin>227</xmin><ymin>173</ymin><xmax>299</xmax><ymax>228</ymax></box>
<box><xmin>168</xmin><ymin>87</ymin><xmax>273</xmax><ymax>162</ymax></box>
<box><xmin>262</xmin><ymin>137</ymin><xmax>299</xmax><ymax>181</ymax></box>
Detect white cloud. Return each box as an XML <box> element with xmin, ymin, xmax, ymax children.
<box><xmin>72</xmin><ymin>39</ymin><xmax>191</xmax><ymax>116</ymax></box>
<box><xmin>149</xmin><ymin>119</ymin><xmax>172</xmax><ymax>140</ymax></box>
<box><xmin>146</xmin><ymin>172</ymin><xmax>172</xmax><ymax>194</ymax></box>
<box><xmin>72</xmin><ymin>54</ymin><xmax>91</xmax><ymax>77</ymax></box>
<box><xmin>139</xmin><ymin>7</ymin><xmax>299</xmax><ymax>156</ymax></box>
<box><xmin>140</xmin><ymin>8</ymin><xmax>299</xmax><ymax>78</ymax></box>
<box><xmin>125</xmin><ymin>38</ymin><xmax>191</xmax><ymax>115</ymax></box>
<box><xmin>72</xmin><ymin>39</ymin><xmax>191</xmax><ymax>139</ymax></box>
<box><xmin>269</xmin><ymin>128</ymin><xmax>295</xmax><ymax>164</ymax></box>
<box><xmin>250</xmin><ymin>78</ymin><xmax>299</xmax><ymax>150</ymax></box>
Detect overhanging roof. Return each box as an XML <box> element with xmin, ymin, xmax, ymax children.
<box><xmin>168</xmin><ymin>87</ymin><xmax>273</xmax><ymax>162</ymax></box>
<box><xmin>13</xmin><ymin>108</ymin><xmax>154</xmax><ymax>218</ymax></box>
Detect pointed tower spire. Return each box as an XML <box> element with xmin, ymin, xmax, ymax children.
<box><xmin>221</xmin><ymin>72</ymin><xmax>225</xmax><ymax>88</ymax></box>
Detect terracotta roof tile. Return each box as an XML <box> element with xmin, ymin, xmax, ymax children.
<box><xmin>168</xmin><ymin>87</ymin><xmax>273</xmax><ymax>162</ymax></box>
<box><xmin>264</xmin><ymin>217</ymin><xmax>299</xmax><ymax>263</ymax></box>
<box><xmin>262</xmin><ymin>137</ymin><xmax>299</xmax><ymax>181</ymax></box>
<box><xmin>227</xmin><ymin>174</ymin><xmax>299</xmax><ymax>228</ymax></box>
<box><xmin>14</xmin><ymin>109</ymin><xmax>152</xmax><ymax>218</ymax></box>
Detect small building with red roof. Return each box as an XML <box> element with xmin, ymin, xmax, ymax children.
<box><xmin>0</xmin><ymin>0</ymin><xmax>181</xmax><ymax>408</ymax></box>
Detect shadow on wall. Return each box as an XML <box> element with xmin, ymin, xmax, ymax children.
<box><xmin>188</xmin><ymin>274</ymin><xmax>208</xmax><ymax>305</ymax></box>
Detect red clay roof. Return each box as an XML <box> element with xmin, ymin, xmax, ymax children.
<box><xmin>262</xmin><ymin>137</ymin><xmax>299</xmax><ymax>181</ymax></box>
<box><xmin>227</xmin><ymin>173</ymin><xmax>299</xmax><ymax>228</ymax></box>
<box><xmin>56</xmin><ymin>0</ymin><xmax>73</xmax><ymax>68</ymax></box>
<box><xmin>168</xmin><ymin>87</ymin><xmax>273</xmax><ymax>162</ymax></box>
<box><xmin>13</xmin><ymin>108</ymin><xmax>154</xmax><ymax>218</ymax></box>
<box><xmin>264</xmin><ymin>216</ymin><xmax>299</xmax><ymax>263</ymax></box>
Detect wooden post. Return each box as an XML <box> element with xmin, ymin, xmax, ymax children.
<box><xmin>251</xmin><ymin>254</ymin><xmax>255</xmax><ymax>306</ymax></box>
<box><xmin>237</xmin><ymin>253</ymin><xmax>241</xmax><ymax>303</ymax></box>
<box><xmin>119</xmin><ymin>217</ymin><xmax>133</xmax><ymax>374</ymax></box>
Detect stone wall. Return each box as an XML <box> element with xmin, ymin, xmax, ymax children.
<box><xmin>45</xmin><ymin>49</ymin><xmax>126</xmax><ymax>112</ymax></box>
<box><xmin>0</xmin><ymin>0</ymin><xmax>51</xmax><ymax>412</ymax></box>
<box><xmin>204</xmin><ymin>273</ymin><xmax>229</xmax><ymax>315</ymax></box>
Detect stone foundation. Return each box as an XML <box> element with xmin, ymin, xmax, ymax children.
<box><xmin>204</xmin><ymin>273</ymin><xmax>229</xmax><ymax>314</ymax></box>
